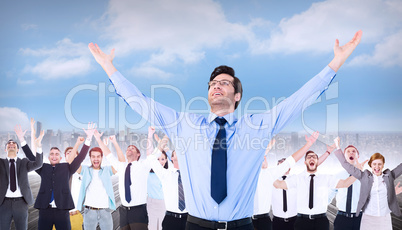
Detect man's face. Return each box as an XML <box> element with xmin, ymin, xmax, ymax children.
<box><xmin>126</xmin><ymin>146</ymin><xmax>140</xmax><ymax>162</ymax></box>
<box><xmin>208</xmin><ymin>74</ymin><xmax>240</xmax><ymax>111</ymax></box>
<box><xmin>6</xmin><ymin>141</ymin><xmax>18</xmax><ymax>156</ymax></box>
<box><xmin>90</xmin><ymin>151</ymin><xmax>103</xmax><ymax>169</ymax></box>
<box><xmin>48</xmin><ymin>149</ymin><xmax>62</xmax><ymax>165</ymax></box>
<box><xmin>344</xmin><ymin>147</ymin><xmax>359</xmax><ymax>164</ymax></box>
<box><xmin>305</xmin><ymin>153</ymin><xmax>318</xmax><ymax>173</ymax></box>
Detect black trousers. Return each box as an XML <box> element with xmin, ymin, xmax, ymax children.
<box><xmin>333</xmin><ymin>214</ymin><xmax>362</xmax><ymax>230</ymax></box>
<box><xmin>272</xmin><ymin>216</ymin><xmax>296</xmax><ymax>230</ymax></box>
<box><xmin>186</xmin><ymin>221</ymin><xmax>254</xmax><ymax>230</ymax></box>
<box><xmin>162</xmin><ymin>213</ymin><xmax>188</xmax><ymax>230</ymax></box>
<box><xmin>252</xmin><ymin>215</ymin><xmax>272</xmax><ymax>230</ymax></box>
<box><xmin>294</xmin><ymin>216</ymin><xmax>329</xmax><ymax>230</ymax></box>
<box><xmin>119</xmin><ymin>204</ymin><xmax>148</xmax><ymax>230</ymax></box>
<box><xmin>0</xmin><ymin>198</ymin><xmax>28</xmax><ymax>230</ymax></box>
<box><xmin>38</xmin><ymin>207</ymin><xmax>71</xmax><ymax>230</ymax></box>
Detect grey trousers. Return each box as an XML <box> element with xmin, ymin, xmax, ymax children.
<box><xmin>0</xmin><ymin>198</ymin><xmax>28</xmax><ymax>230</ymax></box>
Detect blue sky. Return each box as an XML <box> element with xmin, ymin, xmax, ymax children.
<box><xmin>1</xmin><ymin>0</ymin><xmax>401</xmax><ymax>135</ymax></box>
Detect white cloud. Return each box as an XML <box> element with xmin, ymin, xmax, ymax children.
<box><xmin>21</xmin><ymin>24</ymin><xmax>38</xmax><ymax>30</ymax></box>
<box><xmin>99</xmin><ymin>0</ymin><xmax>251</xmax><ymax>77</ymax></box>
<box><xmin>17</xmin><ymin>78</ymin><xmax>35</xmax><ymax>85</ymax></box>
<box><xmin>0</xmin><ymin>107</ymin><xmax>30</xmax><ymax>132</ymax></box>
<box><xmin>249</xmin><ymin>0</ymin><xmax>402</xmax><ymax>59</ymax></box>
<box><xmin>20</xmin><ymin>38</ymin><xmax>92</xmax><ymax>79</ymax></box>
<box><xmin>130</xmin><ymin>65</ymin><xmax>173</xmax><ymax>79</ymax></box>
<box><xmin>349</xmin><ymin>30</ymin><xmax>402</xmax><ymax>67</ymax></box>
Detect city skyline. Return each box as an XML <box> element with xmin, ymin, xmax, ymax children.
<box><xmin>1</xmin><ymin>0</ymin><xmax>402</xmax><ymax>134</ymax></box>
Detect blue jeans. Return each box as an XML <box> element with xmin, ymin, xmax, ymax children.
<box><xmin>83</xmin><ymin>208</ymin><xmax>113</xmax><ymax>230</ymax></box>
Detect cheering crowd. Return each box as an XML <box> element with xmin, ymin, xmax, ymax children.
<box><xmin>1</xmin><ymin>30</ymin><xmax>402</xmax><ymax>230</ymax></box>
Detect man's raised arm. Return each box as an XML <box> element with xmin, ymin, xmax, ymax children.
<box><xmin>88</xmin><ymin>43</ymin><xmax>182</xmax><ymax>140</ymax></box>
<box><xmin>256</xmin><ymin>31</ymin><xmax>362</xmax><ymax>137</ymax></box>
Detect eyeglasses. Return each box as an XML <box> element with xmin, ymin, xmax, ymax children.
<box><xmin>208</xmin><ymin>80</ymin><xmax>234</xmax><ymax>87</ymax></box>
<box><xmin>306</xmin><ymin>155</ymin><xmax>318</xmax><ymax>160</ymax></box>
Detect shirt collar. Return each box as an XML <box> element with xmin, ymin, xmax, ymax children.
<box><xmin>207</xmin><ymin>112</ymin><xmax>237</xmax><ymax>126</ymax></box>
<box><xmin>6</xmin><ymin>156</ymin><xmax>17</xmax><ymax>161</ymax></box>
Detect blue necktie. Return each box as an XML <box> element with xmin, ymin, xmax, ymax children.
<box><xmin>211</xmin><ymin>117</ymin><xmax>227</xmax><ymax>204</ymax></box>
<box><xmin>178</xmin><ymin>170</ymin><xmax>185</xmax><ymax>211</ymax></box>
<box><xmin>125</xmin><ymin>163</ymin><xmax>132</xmax><ymax>203</ymax></box>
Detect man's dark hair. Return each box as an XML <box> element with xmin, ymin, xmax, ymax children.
<box><xmin>209</xmin><ymin>65</ymin><xmax>243</xmax><ymax>110</ymax></box>
<box><xmin>5</xmin><ymin>139</ymin><xmax>19</xmax><ymax>150</ymax></box>
<box><xmin>50</xmin><ymin>147</ymin><xmax>60</xmax><ymax>152</ymax></box>
<box><xmin>305</xmin><ymin>150</ymin><xmax>318</xmax><ymax>159</ymax></box>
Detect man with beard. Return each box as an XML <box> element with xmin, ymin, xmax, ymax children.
<box><xmin>75</xmin><ymin>136</ymin><xmax>117</xmax><ymax>230</ymax></box>
<box><xmin>274</xmin><ymin>150</ymin><xmax>356</xmax><ymax>230</ymax></box>
<box><xmin>271</xmin><ymin>143</ymin><xmax>334</xmax><ymax>230</ymax></box>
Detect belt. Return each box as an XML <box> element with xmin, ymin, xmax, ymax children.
<box><xmin>297</xmin><ymin>213</ymin><xmax>326</xmax><ymax>220</ymax></box>
<box><xmin>166</xmin><ymin>211</ymin><xmax>188</xmax><ymax>219</ymax></box>
<box><xmin>252</xmin><ymin>213</ymin><xmax>270</xmax><ymax>219</ymax></box>
<box><xmin>85</xmin><ymin>206</ymin><xmax>105</xmax><ymax>210</ymax></box>
<box><xmin>273</xmin><ymin>215</ymin><xmax>297</xmax><ymax>222</ymax></box>
<box><xmin>337</xmin><ymin>211</ymin><xmax>361</xmax><ymax>218</ymax></box>
<box><xmin>121</xmin><ymin>203</ymin><xmax>146</xmax><ymax>211</ymax></box>
<box><xmin>5</xmin><ymin>197</ymin><xmax>24</xmax><ymax>201</ymax></box>
<box><xmin>187</xmin><ymin>215</ymin><xmax>252</xmax><ymax>230</ymax></box>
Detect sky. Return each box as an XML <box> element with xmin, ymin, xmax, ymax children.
<box><xmin>1</xmin><ymin>0</ymin><xmax>402</xmax><ymax>136</ymax></box>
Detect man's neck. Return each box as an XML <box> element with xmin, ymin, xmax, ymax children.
<box><xmin>211</xmin><ymin>106</ymin><xmax>234</xmax><ymax>117</ymax></box>
<box><xmin>7</xmin><ymin>153</ymin><xmax>17</xmax><ymax>159</ymax></box>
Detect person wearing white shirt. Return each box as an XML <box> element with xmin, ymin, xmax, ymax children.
<box><xmin>76</xmin><ymin>142</ymin><xmax>117</xmax><ymax>230</ymax></box>
<box><xmin>150</xmin><ymin>147</ymin><xmax>189</xmax><ymax>230</ymax></box>
<box><xmin>271</xmin><ymin>163</ymin><xmax>297</xmax><ymax>230</ymax></box>
<box><xmin>253</xmin><ymin>133</ymin><xmax>325</xmax><ymax>230</ymax></box>
<box><xmin>96</xmin><ymin>130</ymin><xmax>152</xmax><ymax>230</ymax></box>
<box><xmin>274</xmin><ymin>150</ymin><xmax>355</xmax><ymax>230</ymax></box>
<box><xmin>270</xmin><ymin>138</ymin><xmax>332</xmax><ymax>230</ymax></box>
<box><xmin>333</xmin><ymin>137</ymin><xmax>402</xmax><ymax>230</ymax></box>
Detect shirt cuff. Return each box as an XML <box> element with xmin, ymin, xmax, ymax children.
<box><xmin>21</xmin><ymin>140</ymin><xmax>27</xmax><ymax>146</ymax></box>
<box><xmin>85</xmin><ymin>137</ymin><xmax>92</xmax><ymax>146</ymax></box>
<box><xmin>36</xmin><ymin>147</ymin><xmax>43</xmax><ymax>154</ymax></box>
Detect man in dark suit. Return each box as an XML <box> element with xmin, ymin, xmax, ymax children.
<box><xmin>0</xmin><ymin>129</ymin><xmax>44</xmax><ymax>230</ymax></box>
<box><xmin>25</xmin><ymin>123</ymin><xmax>94</xmax><ymax>230</ymax></box>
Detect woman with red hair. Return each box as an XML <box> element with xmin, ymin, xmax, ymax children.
<box><xmin>333</xmin><ymin>137</ymin><xmax>402</xmax><ymax>230</ymax></box>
